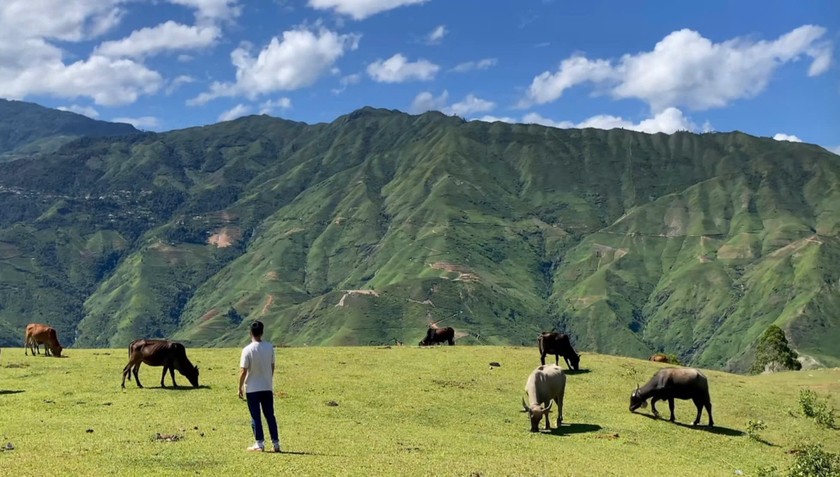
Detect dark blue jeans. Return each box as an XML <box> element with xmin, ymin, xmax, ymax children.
<box><xmin>246</xmin><ymin>391</ymin><xmax>279</xmax><ymax>444</ymax></box>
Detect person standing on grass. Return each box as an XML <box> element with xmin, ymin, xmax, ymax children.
<box><xmin>239</xmin><ymin>320</ymin><xmax>281</xmax><ymax>452</ymax></box>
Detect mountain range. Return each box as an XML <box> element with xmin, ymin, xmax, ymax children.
<box><xmin>0</xmin><ymin>98</ymin><xmax>838</xmax><ymax>372</ymax></box>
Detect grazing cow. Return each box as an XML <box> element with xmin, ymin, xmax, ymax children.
<box><xmin>538</xmin><ymin>332</ymin><xmax>580</xmax><ymax>370</ymax></box>
<box><xmin>629</xmin><ymin>367</ymin><xmax>714</xmax><ymax>427</ymax></box>
<box><xmin>649</xmin><ymin>354</ymin><xmax>669</xmax><ymax>363</ymax></box>
<box><xmin>121</xmin><ymin>339</ymin><xmax>199</xmax><ymax>388</ymax></box>
<box><xmin>419</xmin><ymin>327</ymin><xmax>455</xmax><ymax>346</ymax></box>
<box><xmin>521</xmin><ymin>364</ymin><xmax>566</xmax><ymax>432</ymax></box>
<box><xmin>24</xmin><ymin>324</ymin><xmax>63</xmax><ymax>357</ymax></box>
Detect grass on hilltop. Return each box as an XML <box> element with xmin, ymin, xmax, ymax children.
<box><xmin>1</xmin><ymin>347</ymin><xmax>838</xmax><ymax>476</ymax></box>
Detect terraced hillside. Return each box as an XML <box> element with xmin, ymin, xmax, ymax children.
<box><xmin>0</xmin><ymin>102</ymin><xmax>838</xmax><ymax>370</ymax></box>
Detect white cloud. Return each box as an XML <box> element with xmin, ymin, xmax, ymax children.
<box><xmin>259</xmin><ymin>97</ymin><xmax>292</xmax><ymax>114</ymax></box>
<box><xmin>0</xmin><ymin>0</ymin><xmax>125</xmax><ymax>42</ymax></box>
<box><xmin>308</xmin><ymin>0</ymin><xmax>427</xmax><ymax>20</ymax></box>
<box><xmin>166</xmin><ymin>0</ymin><xmax>241</xmax><ymax>24</ymax></box>
<box><xmin>451</xmin><ymin>58</ymin><xmax>497</xmax><ymax>73</ymax></box>
<box><xmin>218</xmin><ymin>103</ymin><xmax>250</xmax><ymax>121</ymax></box>
<box><xmin>57</xmin><ymin>104</ymin><xmax>100</xmax><ymax>118</ymax></box>
<box><xmin>410</xmin><ymin>91</ymin><xmax>496</xmax><ymax>117</ymax></box>
<box><xmin>523</xmin><ymin>107</ymin><xmax>699</xmax><ymax>134</ymax></box>
<box><xmin>426</xmin><ymin>25</ymin><xmax>446</xmax><ymax>45</ymax></box>
<box><xmin>332</xmin><ymin>73</ymin><xmax>361</xmax><ymax>94</ymax></box>
<box><xmin>773</xmin><ymin>133</ymin><xmax>802</xmax><ymax>142</ymax></box>
<box><xmin>477</xmin><ymin>115</ymin><xmax>516</xmax><ymax>123</ymax></box>
<box><xmin>827</xmin><ymin>145</ymin><xmax>840</xmax><ymax>155</ymax></box>
<box><xmin>112</xmin><ymin>116</ymin><xmax>160</xmax><ymax>130</ymax></box>
<box><xmin>367</xmin><ymin>54</ymin><xmax>439</xmax><ymax>83</ymax></box>
<box><xmin>166</xmin><ymin>75</ymin><xmax>196</xmax><ymax>94</ymax></box>
<box><xmin>524</xmin><ymin>25</ymin><xmax>833</xmax><ymax>111</ymax></box>
<box><xmin>410</xmin><ymin>90</ymin><xmax>448</xmax><ymax>113</ymax></box>
<box><xmin>95</xmin><ymin>21</ymin><xmax>220</xmax><ymax>58</ymax></box>
<box><xmin>190</xmin><ymin>27</ymin><xmax>359</xmax><ymax>104</ymax></box>
<box><xmin>448</xmin><ymin>94</ymin><xmax>495</xmax><ymax>117</ymax></box>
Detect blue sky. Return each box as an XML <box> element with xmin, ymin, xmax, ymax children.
<box><xmin>1</xmin><ymin>0</ymin><xmax>838</xmax><ymax>152</ymax></box>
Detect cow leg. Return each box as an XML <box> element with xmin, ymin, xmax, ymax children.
<box><xmin>121</xmin><ymin>364</ymin><xmax>131</xmax><ymax>388</ymax></box>
<box><xmin>556</xmin><ymin>397</ymin><xmax>564</xmax><ymax>427</ymax></box>
<box><xmin>668</xmin><ymin>398</ymin><xmax>676</xmax><ymax>422</ymax></box>
<box><xmin>160</xmin><ymin>366</ymin><xmax>168</xmax><ymax>387</ymax></box>
<box><xmin>544</xmin><ymin>412</ymin><xmax>551</xmax><ymax>431</ymax></box>
<box><xmin>555</xmin><ymin>355</ymin><xmax>560</xmax><ymax>366</ymax></box>
<box><xmin>540</xmin><ymin>353</ymin><xmax>546</xmax><ymax>366</ymax></box>
<box><xmin>133</xmin><ymin>364</ymin><xmax>143</xmax><ymax>388</ymax></box>
<box><xmin>691</xmin><ymin>399</ymin><xmax>703</xmax><ymax>426</ymax></box>
<box><xmin>169</xmin><ymin>366</ymin><xmax>178</xmax><ymax>387</ymax></box>
<box><xmin>651</xmin><ymin>398</ymin><xmax>660</xmax><ymax>418</ymax></box>
<box><xmin>705</xmin><ymin>402</ymin><xmax>714</xmax><ymax>427</ymax></box>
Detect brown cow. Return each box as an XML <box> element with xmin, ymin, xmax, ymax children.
<box><xmin>649</xmin><ymin>354</ymin><xmax>669</xmax><ymax>363</ymax></box>
<box><xmin>419</xmin><ymin>327</ymin><xmax>455</xmax><ymax>346</ymax></box>
<box><xmin>121</xmin><ymin>339</ymin><xmax>199</xmax><ymax>388</ymax></box>
<box><xmin>24</xmin><ymin>324</ymin><xmax>63</xmax><ymax>357</ymax></box>
<box><xmin>538</xmin><ymin>332</ymin><xmax>580</xmax><ymax>370</ymax></box>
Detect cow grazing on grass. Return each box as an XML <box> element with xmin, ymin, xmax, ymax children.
<box><xmin>629</xmin><ymin>367</ymin><xmax>714</xmax><ymax>427</ymax></box>
<box><xmin>24</xmin><ymin>324</ymin><xmax>63</xmax><ymax>357</ymax></box>
<box><xmin>419</xmin><ymin>327</ymin><xmax>455</xmax><ymax>346</ymax></box>
<box><xmin>649</xmin><ymin>354</ymin><xmax>669</xmax><ymax>363</ymax></box>
<box><xmin>121</xmin><ymin>339</ymin><xmax>199</xmax><ymax>389</ymax></box>
<box><xmin>538</xmin><ymin>332</ymin><xmax>580</xmax><ymax>370</ymax></box>
<box><xmin>522</xmin><ymin>364</ymin><xmax>566</xmax><ymax>432</ymax></box>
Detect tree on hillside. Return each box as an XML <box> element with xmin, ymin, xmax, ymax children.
<box><xmin>750</xmin><ymin>325</ymin><xmax>802</xmax><ymax>374</ymax></box>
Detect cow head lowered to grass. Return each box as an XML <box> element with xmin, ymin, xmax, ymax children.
<box><xmin>522</xmin><ymin>364</ymin><xmax>567</xmax><ymax>432</ymax></box>
<box><xmin>629</xmin><ymin>367</ymin><xmax>714</xmax><ymax>427</ymax></box>
<box><xmin>122</xmin><ymin>339</ymin><xmax>199</xmax><ymax>388</ymax></box>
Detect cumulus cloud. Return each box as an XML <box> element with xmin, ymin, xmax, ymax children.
<box><xmin>57</xmin><ymin>104</ymin><xmax>100</xmax><ymax>118</ymax></box>
<box><xmin>259</xmin><ymin>97</ymin><xmax>292</xmax><ymax>114</ymax></box>
<box><xmin>448</xmin><ymin>94</ymin><xmax>495</xmax><ymax>117</ymax></box>
<box><xmin>190</xmin><ymin>27</ymin><xmax>359</xmax><ymax>104</ymax></box>
<box><xmin>410</xmin><ymin>90</ymin><xmax>449</xmax><ymax>113</ymax></box>
<box><xmin>477</xmin><ymin>115</ymin><xmax>516</xmax><ymax>123</ymax></box>
<box><xmin>367</xmin><ymin>54</ymin><xmax>439</xmax><ymax>82</ymax></box>
<box><xmin>218</xmin><ymin>103</ymin><xmax>250</xmax><ymax>121</ymax></box>
<box><xmin>410</xmin><ymin>91</ymin><xmax>496</xmax><ymax>117</ymax></box>
<box><xmin>426</xmin><ymin>25</ymin><xmax>446</xmax><ymax>45</ymax></box>
<box><xmin>95</xmin><ymin>21</ymin><xmax>220</xmax><ymax>58</ymax></box>
<box><xmin>773</xmin><ymin>133</ymin><xmax>802</xmax><ymax>142</ymax></box>
<box><xmin>112</xmin><ymin>116</ymin><xmax>160</xmax><ymax>130</ymax></box>
<box><xmin>524</xmin><ymin>25</ymin><xmax>833</xmax><ymax>111</ymax></box>
<box><xmin>451</xmin><ymin>58</ymin><xmax>497</xmax><ymax>73</ymax></box>
<box><xmin>167</xmin><ymin>0</ymin><xmax>241</xmax><ymax>24</ymax></box>
<box><xmin>308</xmin><ymin>0</ymin><xmax>427</xmax><ymax>20</ymax></box>
<box><xmin>522</xmin><ymin>107</ymin><xmax>699</xmax><ymax>134</ymax></box>
<box><xmin>0</xmin><ymin>0</ymin><xmax>125</xmax><ymax>42</ymax></box>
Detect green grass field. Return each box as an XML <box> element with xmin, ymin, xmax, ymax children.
<box><xmin>1</xmin><ymin>347</ymin><xmax>838</xmax><ymax>476</ymax></box>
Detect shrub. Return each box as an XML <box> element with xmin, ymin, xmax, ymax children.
<box><xmin>751</xmin><ymin>325</ymin><xmax>802</xmax><ymax>374</ymax></box>
<box><xmin>800</xmin><ymin>388</ymin><xmax>837</xmax><ymax>429</ymax></box>
<box><xmin>755</xmin><ymin>464</ymin><xmax>779</xmax><ymax>477</ymax></box>
<box><xmin>800</xmin><ymin>389</ymin><xmax>818</xmax><ymax>417</ymax></box>
<box><xmin>747</xmin><ymin>419</ymin><xmax>767</xmax><ymax>441</ymax></box>
<box><xmin>787</xmin><ymin>444</ymin><xmax>840</xmax><ymax>477</ymax></box>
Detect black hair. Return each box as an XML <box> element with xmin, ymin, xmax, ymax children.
<box><xmin>250</xmin><ymin>320</ymin><xmax>264</xmax><ymax>337</ymax></box>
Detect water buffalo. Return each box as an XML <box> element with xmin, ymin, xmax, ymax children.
<box><xmin>629</xmin><ymin>367</ymin><xmax>713</xmax><ymax>427</ymax></box>
<box><xmin>521</xmin><ymin>364</ymin><xmax>566</xmax><ymax>432</ymax></box>
<box><xmin>121</xmin><ymin>339</ymin><xmax>199</xmax><ymax>388</ymax></box>
<box><xmin>24</xmin><ymin>323</ymin><xmax>63</xmax><ymax>357</ymax></box>
<box><xmin>649</xmin><ymin>354</ymin><xmax>669</xmax><ymax>363</ymax></box>
<box><xmin>419</xmin><ymin>327</ymin><xmax>455</xmax><ymax>346</ymax></box>
<box><xmin>538</xmin><ymin>332</ymin><xmax>580</xmax><ymax>370</ymax></box>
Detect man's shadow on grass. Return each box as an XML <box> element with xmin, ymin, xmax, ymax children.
<box><xmin>544</xmin><ymin>423</ymin><xmax>602</xmax><ymax>436</ymax></box>
<box><xmin>0</xmin><ymin>390</ymin><xmax>25</xmax><ymax>395</ymax></box>
<box><xmin>274</xmin><ymin>450</ymin><xmax>346</xmax><ymax>457</ymax></box>
<box><xmin>636</xmin><ymin>413</ymin><xmax>746</xmax><ymax>437</ymax></box>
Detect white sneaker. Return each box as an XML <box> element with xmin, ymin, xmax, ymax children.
<box><xmin>247</xmin><ymin>443</ymin><xmax>264</xmax><ymax>452</ymax></box>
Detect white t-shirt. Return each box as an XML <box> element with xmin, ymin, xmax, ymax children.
<box><xmin>240</xmin><ymin>341</ymin><xmax>275</xmax><ymax>393</ymax></box>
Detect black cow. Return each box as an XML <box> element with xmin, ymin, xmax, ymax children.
<box><xmin>629</xmin><ymin>367</ymin><xmax>713</xmax><ymax>427</ymax></box>
<box><xmin>121</xmin><ymin>339</ymin><xmax>199</xmax><ymax>388</ymax></box>
<box><xmin>538</xmin><ymin>332</ymin><xmax>580</xmax><ymax>370</ymax></box>
<box><xmin>419</xmin><ymin>327</ymin><xmax>455</xmax><ymax>346</ymax></box>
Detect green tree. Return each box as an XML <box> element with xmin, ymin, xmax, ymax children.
<box><xmin>750</xmin><ymin>325</ymin><xmax>802</xmax><ymax>374</ymax></box>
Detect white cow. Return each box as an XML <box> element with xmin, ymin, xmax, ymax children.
<box><xmin>522</xmin><ymin>364</ymin><xmax>567</xmax><ymax>432</ymax></box>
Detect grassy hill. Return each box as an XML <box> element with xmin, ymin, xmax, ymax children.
<box><xmin>0</xmin><ymin>102</ymin><xmax>839</xmax><ymax>371</ymax></box>
<box><xmin>0</xmin><ymin>99</ymin><xmax>138</xmax><ymax>161</ymax></box>
<box><xmin>0</xmin><ymin>347</ymin><xmax>838</xmax><ymax>476</ymax></box>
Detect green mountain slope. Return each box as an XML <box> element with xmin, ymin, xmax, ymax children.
<box><xmin>0</xmin><ymin>103</ymin><xmax>838</xmax><ymax>371</ymax></box>
<box><xmin>0</xmin><ymin>98</ymin><xmax>138</xmax><ymax>161</ymax></box>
